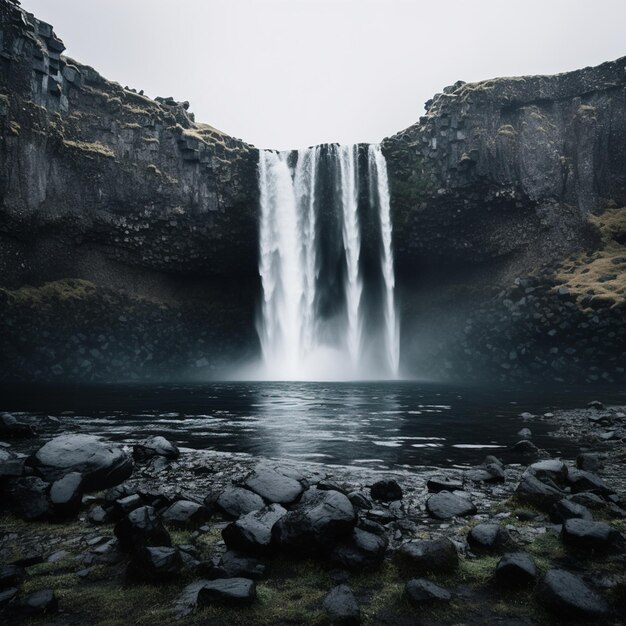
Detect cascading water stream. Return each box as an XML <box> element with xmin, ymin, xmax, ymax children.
<box><xmin>368</xmin><ymin>144</ymin><xmax>400</xmax><ymax>376</ymax></box>
<box><xmin>257</xmin><ymin>144</ymin><xmax>399</xmax><ymax>380</ymax></box>
<box><xmin>336</xmin><ymin>144</ymin><xmax>363</xmax><ymax>369</ymax></box>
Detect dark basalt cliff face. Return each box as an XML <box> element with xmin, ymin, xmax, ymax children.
<box><xmin>1</xmin><ymin>0</ymin><xmax>625</xmax><ymax>383</ymax></box>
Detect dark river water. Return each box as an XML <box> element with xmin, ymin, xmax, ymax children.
<box><xmin>2</xmin><ymin>382</ymin><xmax>625</xmax><ymax>469</ymax></box>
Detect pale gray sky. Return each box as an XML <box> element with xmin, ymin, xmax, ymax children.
<box><xmin>21</xmin><ymin>0</ymin><xmax>626</xmax><ymax>150</ymax></box>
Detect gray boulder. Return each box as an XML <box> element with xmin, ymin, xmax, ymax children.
<box><xmin>272</xmin><ymin>489</ymin><xmax>356</xmax><ymax>555</ymax></box>
<box><xmin>244</xmin><ymin>466</ymin><xmax>303</xmax><ymax>505</ymax></box>
<box><xmin>197</xmin><ymin>578</ymin><xmax>257</xmax><ymax>606</ymax></box>
<box><xmin>323</xmin><ymin>584</ymin><xmax>360</xmax><ymax>625</ymax></box>
<box><xmin>405</xmin><ymin>578</ymin><xmax>451</xmax><ymax>606</ymax></box>
<box><xmin>222</xmin><ymin>503</ymin><xmax>286</xmax><ymax>555</ymax></box>
<box><xmin>495</xmin><ymin>552</ymin><xmax>537</xmax><ymax>588</ymax></box>
<box><xmin>537</xmin><ymin>569</ymin><xmax>608</xmax><ymax>618</ymax></box>
<box><xmin>426</xmin><ymin>491</ymin><xmax>476</xmax><ymax>520</ymax></box>
<box><xmin>395</xmin><ymin>538</ymin><xmax>458</xmax><ymax>575</ymax></box>
<box><xmin>29</xmin><ymin>434</ymin><xmax>132</xmax><ymax>491</ymax></box>
<box><xmin>216</xmin><ymin>486</ymin><xmax>265</xmax><ymax>518</ymax></box>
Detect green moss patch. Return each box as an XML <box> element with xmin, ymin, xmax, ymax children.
<box><xmin>62</xmin><ymin>139</ymin><xmax>115</xmax><ymax>158</ymax></box>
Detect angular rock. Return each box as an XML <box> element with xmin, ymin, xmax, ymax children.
<box><xmin>162</xmin><ymin>500</ymin><xmax>211</xmax><ymax>528</ymax></box>
<box><xmin>529</xmin><ymin>460</ymin><xmax>568</xmax><ymax>484</ymax></box>
<box><xmin>330</xmin><ymin>528</ymin><xmax>388</xmax><ymax>571</ymax></box>
<box><xmin>88</xmin><ymin>504</ymin><xmax>112</xmax><ymax>525</ymax></box>
<box><xmin>244</xmin><ymin>466</ymin><xmax>303</xmax><ymax>505</ymax></box>
<box><xmin>576</xmin><ymin>452</ymin><xmax>603</xmax><ymax>473</ymax></box>
<box><xmin>395</xmin><ymin>538</ymin><xmax>459</xmax><ymax>575</ymax></box>
<box><xmin>515</xmin><ymin>473</ymin><xmax>563</xmax><ymax>511</ymax></box>
<box><xmin>29</xmin><ymin>434</ymin><xmax>132</xmax><ymax>491</ymax></box>
<box><xmin>510</xmin><ymin>439</ymin><xmax>540</xmax><ymax>459</ymax></box>
<box><xmin>405</xmin><ymin>578</ymin><xmax>451</xmax><ymax>606</ymax></box>
<box><xmin>323</xmin><ymin>584</ymin><xmax>360</xmax><ymax>625</ymax></box>
<box><xmin>216</xmin><ymin>487</ymin><xmax>265</xmax><ymax>518</ymax></box>
<box><xmin>347</xmin><ymin>491</ymin><xmax>371</xmax><ymax>510</ymax></box>
<box><xmin>465</xmin><ymin>463</ymin><xmax>504</xmax><ymax>483</ymax></box>
<box><xmin>197</xmin><ymin>577</ymin><xmax>257</xmax><ymax>606</ymax></box>
<box><xmin>426</xmin><ymin>492</ymin><xmax>476</xmax><ymax>520</ymax></box>
<box><xmin>49</xmin><ymin>472</ymin><xmax>83</xmax><ymax>519</ymax></box>
<box><xmin>561</xmin><ymin>519</ymin><xmax>618</xmax><ymax>551</ymax></box>
<box><xmin>6</xmin><ymin>476</ymin><xmax>51</xmax><ymax>521</ymax></box>
<box><xmin>495</xmin><ymin>552</ymin><xmax>537</xmax><ymax>588</ymax></box>
<box><xmin>272</xmin><ymin>489</ymin><xmax>356</xmax><ymax>555</ymax></box>
<box><xmin>114</xmin><ymin>505</ymin><xmax>171</xmax><ymax>551</ymax></box>
<box><xmin>567</xmin><ymin>469</ymin><xmax>613</xmax><ymax>496</ymax></box>
<box><xmin>20</xmin><ymin>589</ymin><xmax>58</xmax><ymax>615</ymax></box>
<box><xmin>467</xmin><ymin>523</ymin><xmax>514</xmax><ymax>554</ymax></box>
<box><xmin>568</xmin><ymin>492</ymin><xmax>607</xmax><ymax>510</ymax></box>
<box><xmin>317</xmin><ymin>479</ymin><xmax>347</xmax><ymax>494</ymax></box>
<box><xmin>222</xmin><ymin>503</ymin><xmax>286</xmax><ymax>555</ymax></box>
<box><xmin>133</xmin><ymin>435</ymin><xmax>179</xmax><ymax>461</ymax></box>
<box><xmin>370</xmin><ymin>479</ymin><xmax>402</xmax><ymax>502</ymax></box>
<box><xmin>537</xmin><ymin>569</ymin><xmax>608</xmax><ymax>618</ymax></box>
<box><xmin>220</xmin><ymin>550</ymin><xmax>267</xmax><ymax>580</ymax></box>
<box><xmin>115</xmin><ymin>493</ymin><xmax>143</xmax><ymax>516</ymax></box>
<box><xmin>550</xmin><ymin>499</ymin><xmax>593</xmax><ymax>523</ymax></box>
<box><xmin>517</xmin><ymin>427</ymin><xmax>532</xmax><ymax>439</ymax></box>
<box><xmin>127</xmin><ymin>546</ymin><xmax>183</xmax><ymax>582</ymax></box>
<box><xmin>427</xmin><ymin>476</ymin><xmax>463</xmax><ymax>493</ymax></box>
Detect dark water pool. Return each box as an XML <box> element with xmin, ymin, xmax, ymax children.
<box><xmin>2</xmin><ymin>381</ymin><xmax>624</xmax><ymax>469</ymax></box>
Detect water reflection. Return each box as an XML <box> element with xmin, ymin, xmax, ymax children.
<box><xmin>2</xmin><ymin>381</ymin><xmax>624</xmax><ymax>468</ymax></box>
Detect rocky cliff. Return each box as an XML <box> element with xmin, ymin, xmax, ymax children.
<box><xmin>0</xmin><ymin>0</ymin><xmax>260</xmax><ymax>380</ymax></box>
<box><xmin>382</xmin><ymin>58</ymin><xmax>626</xmax><ymax>383</ymax></box>
<box><xmin>1</xmin><ymin>0</ymin><xmax>625</xmax><ymax>383</ymax></box>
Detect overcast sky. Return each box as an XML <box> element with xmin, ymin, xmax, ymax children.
<box><xmin>21</xmin><ymin>0</ymin><xmax>626</xmax><ymax>150</ymax></box>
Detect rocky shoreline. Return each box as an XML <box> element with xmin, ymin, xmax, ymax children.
<box><xmin>0</xmin><ymin>401</ymin><xmax>625</xmax><ymax>625</ymax></box>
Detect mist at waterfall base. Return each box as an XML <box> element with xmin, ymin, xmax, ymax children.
<box><xmin>241</xmin><ymin>144</ymin><xmax>400</xmax><ymax>382</ymax></box>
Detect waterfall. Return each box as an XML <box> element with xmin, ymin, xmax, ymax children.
<box><xmin>257</xmin><ymin>144</ymin><xmax>399</xmax><ymax>380</ymax></box>
<box><xmin>368</xmin><ymin>144</ymin><xmax>400</xmax><ymax>376</ymax></box>
<box><xmin>336</xmin><ymin>144</ymin><xmax>362</xmax><ymax>368</ymax></box>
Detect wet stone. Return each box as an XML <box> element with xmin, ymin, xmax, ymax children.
<box><xmin>29</xmin><ymin>434</ymin><xmax>132</xmax><ymax>491</ymax></box>
<box><xmin>515</xmin><ymin>473</ymin><xmax>563</xmax><ymax>511</ymax></box>
<box><xmin>426</xmin><ymin>491</ymin><xmax>476</xmax><ymax>520</ymax></box>
<box><xmin>347</xmin><ymin>491</ymin><xmax>371</xmax><ymax>510</ymax></box>
<box><xmin>219</xmin><ymin>550</ymin><xmax>267</xmax><ymax>580</ymax></box>
<box><xmin>405</xmin><ymin>578</ymin><xmax>452</xmax><ymax>606</ymax></box>
<box><xmin>127</xmin><ymin>546</ymin><xmax>183</xmax><ymax>582</ymax></box>
<box><xmin>133</xmin><ymin>435</ymin><xmax>179</xmax><ymax>461</ymax></box>
<box><xmin>323</xmin><ymin>584</ymin><xmax>360</xmax><ymax>625</ymax></box>
<box><xmin>216</xmin><ymin>486</ymin><xmax>265</xmax><ymax>518</ymax></box>
<box><xmin>537</xmin><ymin>569</ymin><xmax>609</xmax><ymax>618</ymax></box>
<box><xmin>330</xmin><ymin>528</ymin><xmax>388</xmax><ymax>571</ymax></box>
<box><xmin>395</xmin><ymin>538</ymin><xmax>459</xmax><ymax>575</ymax></box>
<box><xmin>427</xmin><ymin>476</ymin><xmax>463</xmax><ymax>493</ymax></box>
<box><xmin>197</xmin><ymin>577</ymin><xmax>257</xmax><ymax>607</ymax></box>
<box><xmin>495</xmin><ymin>552</ymin><xmax>537</xmax><ymax>588</ymax></box>
<box><xmin>550</xmin><ymin>498</ymin><xmax>593</xmax><ymax>523</ymax></box>
<box><xmin>561</xmin><ymin>518</ymin><xmax>618</xmax><ymax>551</ymax></box>
<box><xmin>222</xmin><ymin>503</ymin><xmax>286</xmax><ymax>555</ymax></box>
<box><xmin>114</xmin><ymin>505</ymin><xmax>171</xmax><ymax>551</ymax></box>
<box><xmin>467</xmin><ymin>523</ymin><xmax>514</xmax><ymax>554</ymax></box>
<box><xmin>272</xmin><ymin>489</ymin><xmax>356</xmax><ymax>555</ymax></box>
<box><xmin>49</xmin><ymin>471</ymin><xmax>83</xmax><ymax>519</ymax></box>
<box><xmin>370</xmin><ymin>479</ymin><xmax>402</xmax><ymax>502</ymax></box>
<box><xmin>20</xmin><ymin>589</ymin><xmax>58</xmax><ymax>615</ymax></box>
<box><xmin>244</xmin><ymin>466</ymin><xmax>304</xmax><ymax>505</ymax></box>
<box><xmin>162</xmin><ymin>500</ymin><xmax>211</xmax><ymax>528</ymax></box>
